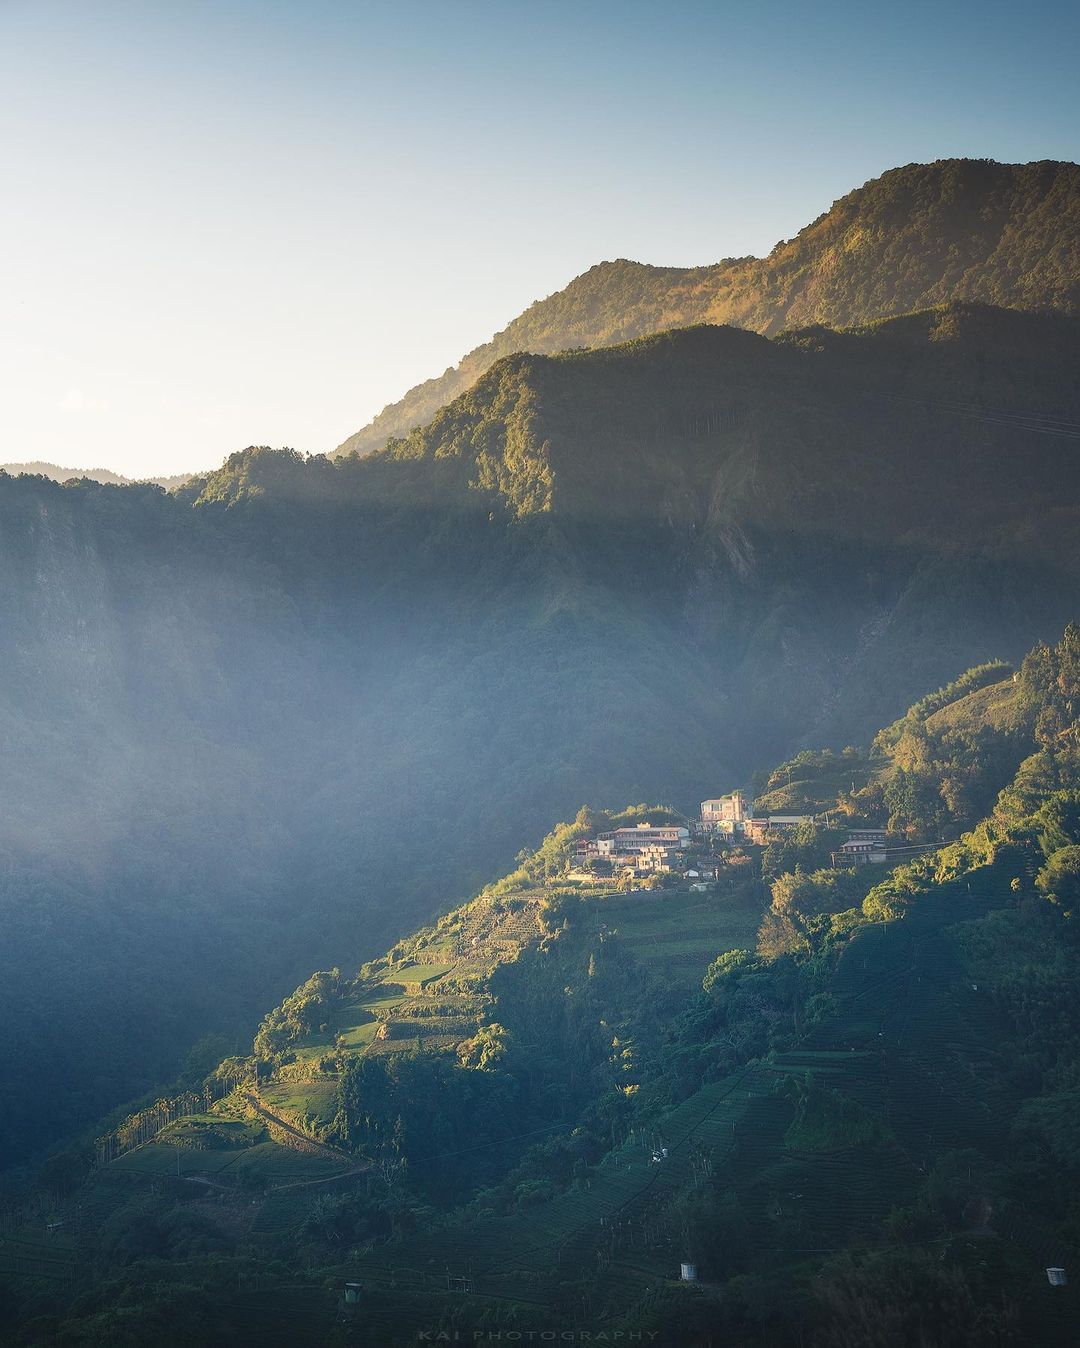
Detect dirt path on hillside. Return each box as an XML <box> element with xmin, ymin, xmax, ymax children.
<box><xmin>243</xmin><ymin>1092</ymin><xmax>365</xmax><ymax>1174</ymax></box>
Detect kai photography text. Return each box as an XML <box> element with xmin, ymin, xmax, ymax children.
<box><xmin>416</xmin><ymin>1333</ymin><xmax>661</xmax><ymax>1343</ymax></box>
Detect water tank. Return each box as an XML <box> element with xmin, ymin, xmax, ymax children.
<box><xmin>1046</xmin><ymin>1267</ymin><xmax>1067</xmax><ymax>1287</ymax></box>
<box><xmin>680</xmin><ymin>1262</ymin><xmax>697</xmax><ymax>1283</ymax></box>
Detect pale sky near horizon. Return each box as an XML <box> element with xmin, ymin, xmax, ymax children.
<box><xmin>2</xmin><ymin>0</ymin><xmax>1078</xmax><ymax>478</ymax></box>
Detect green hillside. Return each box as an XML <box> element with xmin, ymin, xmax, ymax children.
<box><xmin>10</xmin><ymin>628</ymin><xmax>1080</xmax><ymax>1343</ymax></box>
<box><xmin>754</xmin><ymin>662</ymin><xmax>1029</xmax><ymax>837</ymax></box>
<box><xmin>242</xmin><ymin>852</ymin><xmax>765</xmax><ymax>1164</ymax></box>
<box><xmin>337</xmin><ymin>158</ymin><xmax>1080</xmax><ymax>456</ymax></box>
<box><xmin>0</xmin><ymin>826</ymin><xmax>765</xmax><ymax>1340</ymax></box>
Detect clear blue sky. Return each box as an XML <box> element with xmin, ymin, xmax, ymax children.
<box><xmin>1</xmin><ymin>0</ymin><xmax>1077</xmax><ymax>476</ymax></box>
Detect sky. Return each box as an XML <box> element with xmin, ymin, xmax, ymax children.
<box><xmin>1</xmin><ymin>0</ymin><xmax>1078</xmax><ymax>478</ymax></box>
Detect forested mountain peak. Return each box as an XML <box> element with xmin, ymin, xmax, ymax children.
<box><xmin>339</xmin><ymin>303</ymin><xmax>1080</xmax><ymax>542</ymax></box>
<box><xmin>336</xmin><ymin>158</ymin><xmax>1080</xmax><ymax>457</ymax></box>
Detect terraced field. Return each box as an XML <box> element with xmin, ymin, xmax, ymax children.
<box><xmin>249</xmin><ymin>1188</ymin><xmax>329</xmax><ymax>1238</ymax></box>
<box><xmin>282</xmin><ymin>895</ymin><xmax>550</xmax><ymax>1083</ymax></box>
<box><xmin>227</xmin><ymin>1142</ymin><xmax>350</xmax><ymax>1183</ymax></box>
<box><xmin>109</xmin><ymin>1141</ymin><xmax>253</xmax><ymax>1178</ymax></box>
<box><xmin>0</xmin><ymin>1233</ymin><xmax>77</xmax><ymax>1284</ymax></box>
<box><xmin>98</xmin><ymin>1132</ymin><xmax>349</xmax><ymax>1187</ymax></box>
<box><xmin>258</xmin><ymin>1079</ymin><xmax>340</xmax><ymax>1131</ymax></box>
<box><xmin>599</xmin><ymin>887</ymin><xmax>763</xmax><ymax>986</ymax></box>
<box><xmin>393</xmin><ymin>961</ymin><xmax>455</xmax><ymax>989</ymax></box>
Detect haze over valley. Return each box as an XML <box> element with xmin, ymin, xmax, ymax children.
<box><xmin>3</xmin><ymin>4</ymin><xmax>1080</xmax><ymax>1345</ymax></box>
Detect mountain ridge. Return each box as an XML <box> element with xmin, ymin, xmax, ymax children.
<box><xmin>0</xmin><ymin>461</ymin><xmax>197</xmax><ymax>490</ymax></box>
<box><xmin>336</xmin><ymin>158</ymin><xmax>1080</xmax><ymax>457</ymax></box>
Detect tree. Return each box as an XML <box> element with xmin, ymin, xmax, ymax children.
<box><xmin>1033</xmin><ymin>790</ymin><xmax>1080</xmax><ymax>857</ymax></box>
<box><xmin>760</xmin><ymin>867</ymin><xmax>863</xmax><ymax>955</ymax></box>
<box><xmin>1035</xmin><ymin>844</ymin><xmax>1080</xmax><ymax>911</ymax></box>
<box><xmin>457</xmin><ymin>1022</ymin><xmax>510</xmax><ymax>1070</ymax></box>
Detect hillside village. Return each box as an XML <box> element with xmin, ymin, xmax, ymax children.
<box><xmin>13</xmin><ymin>644</ymin><xmax>1080</xmax><ymax>1344</ymax></box>
<box><xmin>567</xmin><ymin>790</ymin><xmax>895</xmax><ymax>888</ymax></box>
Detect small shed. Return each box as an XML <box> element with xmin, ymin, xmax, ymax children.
<box><xmin>680</xmin><ymin>1262</ymin><xmax>698</xmax><ymax>1283</ymax></box>
<box><xmin>343</xmin><ymin>1282</ymin><xmax>362</xmax><ymax>1304</ymax></box>
<box><xmin>1046</xmin><ymin>1267</ymin><xmax>1067</xmax><ymax>1287</ymax></box>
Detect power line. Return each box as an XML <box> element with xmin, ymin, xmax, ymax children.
<box><xmin>866</xmin><ymin>390</ymin><xmax>1080</xmax><ymax>439</ymax></box>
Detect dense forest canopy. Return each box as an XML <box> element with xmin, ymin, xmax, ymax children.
<box><xmin>337</xmin><ymin>158</ymin><xmax>1080</xmax><ymax>456</ymax></box>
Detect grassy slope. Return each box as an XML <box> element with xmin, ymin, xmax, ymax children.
<box><xmin>751</xmin><ymin>676</ymin><xmax>1024</xmax><ymax>821</ymax></box>
<box><xmin>925</xmin><ymin>675</ymin><xmax>1022</xmax><ymax>737</ymax></box>
<box><xmin>753</xmin><ymin>751</ymin><xmax>876</xmax><ymax>815</ymax></box>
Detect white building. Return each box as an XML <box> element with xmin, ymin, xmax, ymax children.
<box><xmin>634</xmin><ymin>843</ymin><xmax>685</xmax><ymax>873</ymax></box>
<box><xmin>837</xmin><ymin>839</ymin><xmax>887</xmax><ymax>866</ymax></box>
<box><xmin>596</xmin><ymin>823</ymin><xmax>690</xmax><ymax>858</ymax></box>
<box><xmin>700</xmin><ymin>792</ymin><xmax>749</xmax><ymax>834</ymax></box>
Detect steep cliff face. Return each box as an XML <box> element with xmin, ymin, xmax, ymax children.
<box><xmin>336</xmin><ymin>159</ymin><xmax>1080</xmax><ymax>456</ymax></box>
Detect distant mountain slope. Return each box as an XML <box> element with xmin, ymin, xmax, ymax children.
<box><xmin>336</xmin><ymin>158</ymin><xmax>1080</xmax><ymax>457</ymax></box>
<box><xmin>336</xmin><ymin>301</ymin><xmax>1080</xmax><ymax>749</ymax></box>
<box><xmin>0</xmin><ymin>461</ymin><xmax>196</xmax><ymax>489</ymax></box>
<box><xmin>0</xmin><ymin>461</ymin><xmax>133</xmax><ymax>486</ymax></box>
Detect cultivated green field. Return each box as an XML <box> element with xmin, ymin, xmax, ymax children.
<box><xmin>109</xmin><ymin>1141</ymin><xmax>251</xmax><ymax>1177</ymax></box>
<box><xmin>157</xmin><ymin>1114</ymin><xmax>264</xmax><ymax>1149</ymax></box>
<box><xmin>599</xmin><ymin>888</ymin><xmax>763</xmax><ymax>985</ymax></box>
<box><xmin>283</xmin><ymin>898</ymin><xmax>545</xmax><ymax>1082</ymax></box>
<box><xmin>258</xmin><ymin>1079</ymin><xmax>339</xmax><ymax>1130</ymax></box>
<box><xmin>97</xmin><ymin>1131</ymin><xmax>352</xmax><ymax>1204</ymax></box>
<box><xmin>228</xmin><ymin>1142</ymin><xmax>348</xmax><ymax>1182</ymax></box>
<box><xmin>391</xmin><ymin>961</ymin><xmax>454</xmax><ymax>987</ymax></box>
